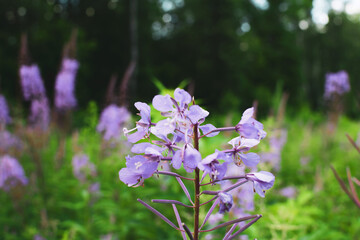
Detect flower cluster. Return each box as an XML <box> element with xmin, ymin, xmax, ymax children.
<box><xmin>72</xmin><ymin>153</ymin><xmax>100</xmax><ymax>194</ymax></box>
<box><xmin>0</xmin><ymin>94</ymin><xmax>11</xmax><ymax>127</ymax></box>
<box><xmin>97</xmin><ymin>104</ymin><xmax>130</xmax><ymax>141</ymax></box>
<box><xmin>260</xmin><ymin>128</ymin><xmax>287</xmax><ymax>171</ymax></box>
<box><xmin>29</xmin><ymin>97</ymin><xmax>50</xmax><ymax>131</ymax></box>
<box><xmin>119</xmin><ymin>88</ymin><xmax>275</xmax><ymax>239</ymax></box>
<box><xmin>0</xmin><ymin>131</ymin><xmax>22</xmax><ymax>154</ymax></box>
<box><xmin>72</xmin><ymin>154</ymin><xmax>96</xmax><ymax>183</ymax></box>
<box><xmin>19</xmin><ymin>64</ymin><xmax>46</xmax><ymax>100</ymax></box>
<box><xmin>54</xmin><ymin>58</ymin><xmax>79</xmax><ymax>110</ymax></box>
<box><xmin>0</xmin><ymin>155</ymin><xmax>28</xmax><ymax>191</ymax></box>
<box><xmin>19</xmin><ymin>63</ymin><xmax>50</xmax><ymax>130</ymax></box>
<box><xmin>324</xmin><ymin>70</ymin><xmax>350</xmax><ymax>99</ymax></box>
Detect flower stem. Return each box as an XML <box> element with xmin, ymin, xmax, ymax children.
<box><xmin>193</xmin><ymin>123</ymin><xmax>200</xmax><ymax>240</ymax></box>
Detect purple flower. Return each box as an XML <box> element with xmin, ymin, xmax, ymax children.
<box><xmin>235</xmin><ymin>108</ymin><xmax>266</xmax><ymax>140</ymax></box>
<box><xmin>0</xmin><ymin>95</ymin><xmax>11</xmax><ymax>126</ymax></box>
<box><xmin>152</xmin><ymin>88</ymin><xmax>209</xmax><ymax>127</ymax></box>
<box><xmin>199</xmin><ymin>124</ymin><xmax>219</xmax><ymax>137</ymax></box>
<box><xmin>54</xmin><ymin>58</ymin><xmax>79</xmax><ymax>110</ymax></box>
<box><xmin>34</xmin><ymin>234</ymin><xmax>46</xmax><ymax>240</ymax></box>
<box><xmin>124</xmin><ymin>102</ymin><xmax>151</xmax><ymax>143</ymax></box>
<box><xmin>198</xmin><ymin>150</ymin><xmax>231</xmax><ymax>182</ymax></box>
<box><xmin>72</xmin><ymin>154</ymin><xmax>96</xmax><ymax>182</ymax></box>
<box><xmin>150</xmin><ymin>126</ymin><xmax>178</xmax><ymax>155</ymax></box>
<box><xmin>227</xmin><ymin>137</ymin><xmax>261</xmax><ymax>167</ymax></box>
<box><xmin>260</xmin><ymin>128</ymin><xmax>287</xmax><ymax>171</ymax></box>
<box><xmin>89</xmin><ymin>182</ymin><xmax>100</xmax><ymax>194</ymax></box>
<box><xmin>172</xmin><ymin>132</ymin><xmax>202</xmax><ymax>172</ymax></box>
<box><xmin>119</xmin><ymin>155</ymin><xmax>159</xmax><ymax>186</ymax></box>
<box><xmin>324</xmin><ymin>70</ymin><xmax>350</xmax><ymax>99</ymax></box>
<box><xmin>246</xmin><ymin>171</ymin><xmax>275</xmax><ymax>197</ymax></box>
<box><xmin>19</xmin><ymin>64</ymin><xmax>46</xmax><ymax>100</ymax></box>
<box><xmin>279</xmin><ymin>186</ymin><xmax>296</xmax><ymax>199</ymax></box>
<box><xmin>0</xmin><ymin>155</ymin><xmax>28</xmax><ymax>191</ymax></box>
<box><xmin>131</xmin><ymin>142</ymin><xmax>165</xmax><ymax>161</ymax></box>
<box><xmin>0</xmin><ymin>131</ymin><xmax>22</xmax><ymax>153</ymax></box>
<box><xmin>218</xmin><ymin>192</ymin><xmax>233</xmax><ymax>213</ymax></box>
<box><xmin>97</xmin><ymin>104</ymin><xmax>130</xmax><ymax>140</ymax></box>
<box><xmin>238</xmin><ymin>183</ymin><xmax>255</xmax><ymax>212</ymax></box>
<box><xmin>29</xmin><ymin>97</ymin><xmax>50</xmax><ymax>131</ymax></box>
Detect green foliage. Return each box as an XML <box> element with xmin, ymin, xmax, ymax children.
<box><xmin>2</xmin><ymin>99</ymin><xmax>360</xmax><ymax>239</ymax></box>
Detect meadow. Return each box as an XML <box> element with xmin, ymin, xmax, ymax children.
<box><xmin>1</xmin><ymin>90</ymin><xmax>360</xmax><ymax>239</ymax></box>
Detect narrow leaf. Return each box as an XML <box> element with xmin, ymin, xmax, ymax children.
<box><xmin>346</xmin><ymin>133</ymin><xmax>360</xmax><ymax>155</ymax></box>
<box><xmin>347</xmin><ymin>167</ymin><xmax>360</xmax><ymax>207</ymax></box>
<box><xmin>227</xmin><ymin>215</ymin><xmax>262</xmax><ymax>240</ymax></box>
<box><xmin>157</xmin><ymin>171</ymin><xmax>194</xmax><ymax>180</ymax></box>
<box><xmin>177</xmin><ymin>177</ymin><xmax>194</xmax><ymax>205</ymax></box>
<box><xmin>330</xmin><ymin>166</ymin><xmax>360</xmax><ymax>208</ymax></box>
<box><xmin>200</xmin><ymin>215</ymin><xmax>258</xmax><ymax>232</ymax></box>
<box><xmin>137</xmin><ymin>199</ymin><xmax>178</xmax><ymax>229</ymax></box>
<box><xmin>353</xmin><ymin>177</ymin><xmax>360</xmax><ymax>187</ymax></box>
<box><xmin>199</xmin><ymin>198</ymin><xmax>219</xmax><ymax>230</ymax></box>
<box><xmin>223</xmin><ymin>223</ymin><xmax>238</xmax><ymax>240</ymax></box>
<box><xmin>172</xmin><ymin>204</ymin><xmax>187</xmax><ymax>240</ymax></box>
<box><xmin>152</xmin><ymin>199</ymin><xmax>194</xmax><ymax>208</ymax></box>
<box><xmin>182</xmin><ymin>223</ymin><xmax>194</xmax><ymax>240</ymax></box>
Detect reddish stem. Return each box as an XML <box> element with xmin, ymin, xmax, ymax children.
<box><xmin>193</xmin><ymin>123</ymin><xmax>200</xmax><ymax>240</ymax></box>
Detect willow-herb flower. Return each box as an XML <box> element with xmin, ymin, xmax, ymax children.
<box><xmin>246</xmin><ymin>171</ymin><xmax>275</xmax><ymax>197</ymax></box>
<box><xmin>0</xmin><ymin>131</ymin><xmax>22</xmax><ymax>153</ymax></box>
<box><xmin>324</xmin><ymin>70</ymin><xmax>350</xmax><ymax>99</ymax></box>
<box><xmin>124</xmin><ymin>102</ymin><xmax>151</xmax><ymax>143</ymax></box>
<box><xmin>29</xmin><ymin>97</ymin><xmax>50</xmax><ymax>131</ymax></box>
<box><xmin>54</xmin><ymin>58</ymin><xmax>79</xmax><ymax>110</ymax></box>
<box><xmin>97</xmin><ymin>104</ymin><xmax>130</xmax><ymax>140</ymax></box>
<box><xmin>119</xmin><ymin>88</ymin><xmax>274</xmax><ymax>239</ymax></box>
<box><xmin>218</xmin><ymin>192</ymin><xmax>233</xmax><ymax>213</ymax></box>
<box><xmin>72</xmin><ymin>154</ymin><xmax>96</xmax><ymax>183</ymax></box>
<box><xmin>119</xmin><ymin>155</ymin><xmax>159</xmax><ymax>186</ymax></box>
<box><xmin>0</xmin><ymin>155</ymin><xmax>28</xmax><ymax>191</ymax></box>
<box><xmin>235</xmin><ymin>107</ymin><xmax>266</xmax><ymax>140</ymax></box>
<box><xmin>227</xmin><ymin>137</ymin><xmax>261</xmax><ymax>167</ymax></box>
<box><xmin>19</xmin><ymin>64</ymin><xmax>46</xmax><ymax>100</ymax></box>
<box><xmin>0</xmin><ymin>95</ymin><xmax>11</xmax><ymax>127</ymax></box>
<box><xmin>198</xmin><ymin>150</ymin><xmax>231</xmax><ymax>182</ymax></box>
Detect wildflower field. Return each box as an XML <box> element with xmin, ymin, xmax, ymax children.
<box><xmin>1</xmin><ymin>1</ymin><xmax>360</xmax><ymax>240</ymax></box>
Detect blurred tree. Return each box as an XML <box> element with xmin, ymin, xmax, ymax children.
<box><xmin>0</xmin><ymin>0</ymin><xmax>359</xmax><ymax>116</ymax></box>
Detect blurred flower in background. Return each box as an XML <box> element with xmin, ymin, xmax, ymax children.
<box><xmin>29</xmin><ymin>97</ymin><xmax>50</xmax><ymax>131</ymax></box>
<box><xmin>0</xmin><ymin>94</ymin><xmax>11</xmax><ymax>127</ymax></box>
<box><xmin>72</xmin><ymin>153</ymin><xmax>96</xmax><ymax>183</ymax></box>
<box><xmin>0</xmin><ymin>155</ymin><xmax>28</xmax><ymax>191</ymax></box>
<box><xmin>0</xmin><ymin>131</ymin><xmax>22</xmax><ymax>154</ymax></box>
<box><xmin>55</xmin><ymin>58</ymin><xmax>79</xmax><ymax>110</ymax></box>
<box><xmin>324</xmin><ymin>70</ymin><xmax>350</xmax><ymax>99</ymax></box>
<box><xmin>19</xmin><ymin>64</ymin><xmax>46</xmax><ymax>100</ymax></box>
<box><xmin>97</xmin><ymin>104</ymin><xmax>130</xmax><ymax>141</ymax></box>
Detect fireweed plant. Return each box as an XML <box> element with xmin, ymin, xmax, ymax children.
<box><xmin>120</xmin><ymin>88</ymin><xmax>275</xmax><ymax>239</ymax></box>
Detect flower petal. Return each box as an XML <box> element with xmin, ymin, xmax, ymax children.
<box><xmin>172</xmin><ymin>150</ymin><xmax>183</xmax><ymax>169</ymax></box>
<box><xmin>183</xmin><ymin>147</ymin><xmax>201</xmax><ymax>172</ymax></box>
<box><xmin>239</xmin><ymin>107</ymin><xmax>254</xmax><ymax>124</ymax></box>
<box><xmin>152</xmin><ymin>94</ymin><xmax>174</xmax><ymax>112</ymax></box>
<box><xmin>119</xmin><ymin>168</ymin><xmax>140</xmax><ymax>187</ymax></box>
<box><xmin>239</xmin><ymin>152</ymin><xmax>260</xmax><ymax>167</ymax></box>
<box><xmin>174</xmin><ymin>88</ymin><xmax>191</xmax><ymax>108</ymax></box>
<box><xmin>186</xmin><ymin>105</ymin><xmax>209</xmax><ymax>124</ymax></box>
<box><xmin>199</xmin><ymin>124</ymin><xmax>219</xmax><ymax>137</ymax></box>
<box><xmin>134</xmin><ymin>102</ymin><xmax>151</xmax><ymax>122</ymax></box>
<box><xmin>131</xmin><ymin>143</ymin><xmax>154</xmax><ymax>153</ymax></box>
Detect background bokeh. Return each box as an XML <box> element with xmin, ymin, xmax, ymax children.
<box><xmin>1</xmin><ymin>0</ymin><xmax>360</xmax><ymax>115</ymax></box>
